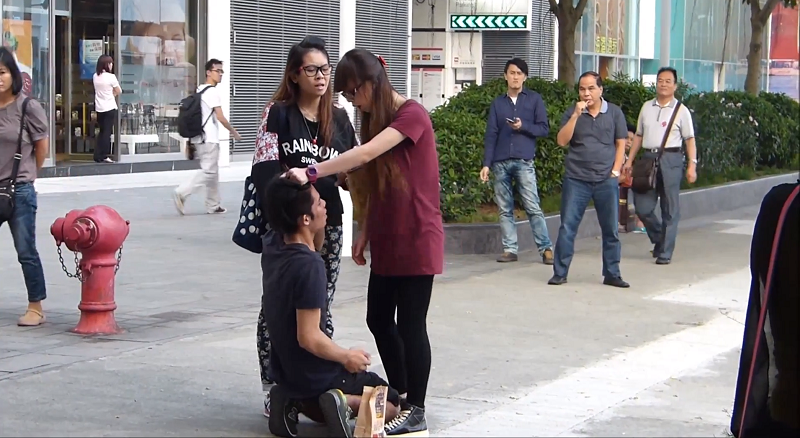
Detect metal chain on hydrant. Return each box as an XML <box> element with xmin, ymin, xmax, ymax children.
<box><xmin>56</xmin><ymin>244</ymin><xmax>124</xmax><ymax>281</ymax></box>
<box><xmin>56</xmin><ymin>244</ymin><xmax>83</xmax><ymax>282</ymax></box>
<box><xmin>115</xmin><ymin>245</ymin><xmax>124</xmax><ymax>274</ymax></box>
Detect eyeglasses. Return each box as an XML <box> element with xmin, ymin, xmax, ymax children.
<box><xmin>300</xmin><ymin>64</ymin><xmax>332</xmax><ymax>77</ymax></box>
<box><xmin>341</xmin><ymin>83</ymin><xmax>361</xmax><ymax>102</ymax></box>
<box><xmin>211</xmin><ymin>69</ymin><xmax>225</xmax><ymax>75</ymax></box>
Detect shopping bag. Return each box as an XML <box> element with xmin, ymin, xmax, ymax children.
<box><xmin>353</xmin><ymin>386</ymin><xmax>388</xmax><ymax>438</ymax></box>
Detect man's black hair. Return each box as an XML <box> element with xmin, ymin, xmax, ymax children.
<box><xmin>264</xmin><ymin>177</ymin><xmax>315</xmax><ymax>236</ymax></box>
<box><xmin>0</xmin><ymin>47</ymin><xmax>23</xmax><ymax>95</ymax></box>
<box><xmin>205</xmin><ymin>58</ymin><xmax>223</xmax><ymax>74</ymax></box>
<box><xmin>504</xmin><ymin>57</ymin><xmax>529</xmax><ymax>76</ymax></box>
<box><xmin>657</xmin><ymin>66</ymin><xmax>678</xmax><ymax>83</ymax></box>
<box><xmin>579</xmin><ymin>71</ymin><xmax>603</xmax><ymax>87</ymax></box>
<box><xmin>627</xmin><ymin>123</ymin><xmax>636</xmax><ymax>133</ymax></box>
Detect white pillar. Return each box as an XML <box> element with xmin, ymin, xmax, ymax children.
<box><xmin>659</xmin><ymin>0</ymin><xmax>671</xmax><ymax>68</ymax></box>
<box><xmin>553</xmin><ymin>17</ymin><xmax>559</xmax><ymax>80</ymax></box>
<box><xmin>207</xmin><ymin>0</ymin><xmax>232</xmax><ymax>167</ymax></box>
<box><xmin>339</xmin><ymin>0</ymin><xmax>357</xmax><ymax>257</ymax></box>
<box><xmin>407</xmin><ymin>0</ymin><xmax>413</xmax><ymax>95</ymax></box>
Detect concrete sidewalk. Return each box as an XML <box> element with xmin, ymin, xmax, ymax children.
<box><xmin>0</xmin><ymin>181</ymin><xmax>754</xmax><ymax>436</ymax></box>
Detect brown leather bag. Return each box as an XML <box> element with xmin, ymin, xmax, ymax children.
<box><xmin>631</xmin><ymin>101</ymin><xmax>682</xmax><ymax>194</ymax></box>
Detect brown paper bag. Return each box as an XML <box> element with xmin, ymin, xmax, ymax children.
<box><xmin>353</xmin><ymin>385</ymin><xmax>388</xmax><ymax>438</ymax></box>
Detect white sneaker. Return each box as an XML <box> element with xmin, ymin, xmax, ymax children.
<box><xmin>263</xmin><ymin>391</ymin><xmax>271</xmax><ymax>418</ymax></box>
<box><xmin>173</xmin><ymin>192</ymin><xmax>185</xmax><ymax>216</ymax></box>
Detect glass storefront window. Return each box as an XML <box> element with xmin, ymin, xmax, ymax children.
<box><xmin>593</xmin><ymin>0</ymin><xmax>625</xmax><ymax>57</ymax></box>
<box><xmin>578</xmin><ymin>2</ymin><xmax>594</xmax><ymax>53</ymax></box>
<box><xmin>119</xmin><ymin>0</ymin><xmax>199</xmax><ymax>155</ymax></box>
<box><xmin>1</xmin><ymin>0</ymin><xmax>50</xmax><ymax>156</ymax></box>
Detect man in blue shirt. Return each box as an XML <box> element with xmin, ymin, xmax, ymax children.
<box><xmin>481</xmin><ymin>58</ymin><xmax>553</xmax><ymax>264</ymax></box>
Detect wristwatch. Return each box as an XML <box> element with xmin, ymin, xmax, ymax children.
<box><xmin>306</xmin><ymin>166</ymin><xmax>318</xmax><ymax>183</ymax></box>
<box><xmin>690</xmin><ymin>158</ymin><xmax>698</xmax><ymax>164</ymax></box>
<box><xmin>611</xmin><ymin>170</ymin><xmax>620</xmax><ymax>177</ymax></box>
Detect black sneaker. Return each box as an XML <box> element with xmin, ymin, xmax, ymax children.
<box><xmin>318</xmin><ymin>389</ymin><xmax>353</xmax><ymax>438</ymax></box>
<box><xmin>268</xmin><ymin>385</ymin><xmax>299</xmax><ymax>438</ymax></box>
<box><xmin>384</xmin><ymin>403</ymin><xmax>428</xmax><ymax>436</ymax></box>
<box><xmin>548</xmin><ymin>275</ymin><xmax>567</xmax><ymax>285</ymax></box>
<box><xmin>650</xmin><ymin>243</ymin><xmax>662</xmax><ymax>258</ymax></box>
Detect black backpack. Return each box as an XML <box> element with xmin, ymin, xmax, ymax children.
<box><xmin>177</xmin><ymin>85</ymin><xmax>214</xmax><ymax>139</ymax></box>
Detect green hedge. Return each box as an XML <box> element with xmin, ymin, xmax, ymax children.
<box><xmin>431</xmin><ymin>75</ymin><xmax>800</xmax><ymax>222</ymax></box>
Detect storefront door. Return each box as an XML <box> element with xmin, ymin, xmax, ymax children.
<box><xmin>53</xmin><ymin>0</ymin><xmax>117</xmax><ymax>165</ymax></box>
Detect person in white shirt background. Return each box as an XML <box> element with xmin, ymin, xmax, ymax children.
<box><xmin>93</xmin><ymin>55</ymin><xmax>121</xmax><ymax>163</ymax></box>
<box><xmin>173</xmin><ymin>58</ymin><xmax>241</xmax><ymax>215</ymax></box>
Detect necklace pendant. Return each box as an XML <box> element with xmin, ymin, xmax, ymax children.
<box><xmin>312</xmin><ymin>138</ymin><xmax>317</xmax><ymax>145</ymax></box>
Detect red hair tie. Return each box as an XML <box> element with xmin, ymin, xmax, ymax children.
<box><xmin>377</xmin><ymin>55</ymin><xmax>387</xmax><ymax>67</ymax></box>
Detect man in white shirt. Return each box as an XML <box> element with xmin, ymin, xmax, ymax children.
<box><xmin>174</xmin><ymin>58</ymin><xmax>241</xmax><ymax>215</ymax></box>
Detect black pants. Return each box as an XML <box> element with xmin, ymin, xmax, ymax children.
<box><xmin>332</xmin><ymin>370</ymin><xmax>401</xmax><ymax>405</ymax></box>
<box><xmin>94</xmin><ymin>109</ymin><xmax>116</xmax><ymax>162</ymax></box>
<box><xmin>366</xmin><ymin>271</ymin><xmax>434</xmax><ymax>409</ymax></box>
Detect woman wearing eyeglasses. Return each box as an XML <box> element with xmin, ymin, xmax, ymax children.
<box><xmin>250</xmin><ymin>36</ymin><xmax>357</xmax><ymax>418</ymax></box>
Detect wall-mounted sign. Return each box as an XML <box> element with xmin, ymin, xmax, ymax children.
<box><xmin>79</xmin><ymin>39</ymin><xmax>104</xmax><ymax>80</ymax></box>
<box><xmin>595</xmin><ymin>36</ymin><xmax>619</xmax><ymax>55</ymax></box>
<box><xmin>452</xmin><ymin>56</ymin><xmax>477</xmax><ymax>67</ymax></box>
<box><xmin>449</xmin><ymin>14</ymin><xmax>528</xmax><ymax>30</ymax></box>
<box><xmin>411</xmin><ymin>48</ymin><xmax>445</xmax><ymax>66</ymax></box>
<box><xmin>449</xmin><ymin>0</ymin><xmax>529</xmax><ymax>15</ymax></box>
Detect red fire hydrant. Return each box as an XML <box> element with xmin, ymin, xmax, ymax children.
<box><xmin>51</xmin><ymin>206</ymin><xmax>130</xmax><ymax>335</ymax></box>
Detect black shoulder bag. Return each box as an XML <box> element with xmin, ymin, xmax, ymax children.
<box><xmin>631</xmin><ymin>101</ymin><xmax>682</xmax><ymax>194</ymax></box>
<box><xmin>0</xmin><ymin>97</ymin><xmax>32</xmax><ymax>223</ymax></box>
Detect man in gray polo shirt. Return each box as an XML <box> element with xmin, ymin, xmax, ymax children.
<box><xmin>548</xmin><ymin>71</ymin><xmax>629</xmax><ymax>288</ymax></box>
<box><xmin>623</xmin><ymin>67</ymin><xmax>697</xmax><ymax>265</ymax></box>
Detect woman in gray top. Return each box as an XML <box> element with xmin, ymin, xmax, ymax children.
<box><xmin>0</xmin><ymin>47</ymin><xmax>50</xmax><ymax>326</ymax></box>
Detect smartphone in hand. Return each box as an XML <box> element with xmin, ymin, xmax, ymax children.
<box><xmin>506</xmin><ymin>117</ymin><xmax>515</xmax><ymax>124</ymax></box>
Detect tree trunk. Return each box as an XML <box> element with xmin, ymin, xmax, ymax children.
<box><xmin>558</xmin><ymin>19</ymin><xmax>578</xmax><ymax>86</ymax></box>
<box><xmin>744</xmin><ymin>20</ymin><xmax>765</xmax><ymax>95</ymax></box>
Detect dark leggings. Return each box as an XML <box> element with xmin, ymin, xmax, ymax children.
<box><xmin>94</xmin><ymin>109</ymin><xmax>116</xmax><ymax>162</ymax></box>
<box><xmin>366</xmin><ymin>271</ymin><xmax>434</xmax><ymax>409</ymax></box>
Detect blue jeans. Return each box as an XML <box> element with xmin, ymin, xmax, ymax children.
<box><xmin>492</xmin><ymin>159</ymin><xmax>552</xmax><ymax>254</ymax></box>
<box><xmin>0</xmin><ymin>183</ymin><xmax>47</xmax><ymax>302</ymax></box>
<box><xmin>553</xmin><ymin>176</ymin><xmax>621</xmax><ymax>279</ymax></box>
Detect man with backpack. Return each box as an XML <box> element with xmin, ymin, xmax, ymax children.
<box><xmin>174</xmin><ymin>58</ymin><xmax>241</xmax><ymax>215</ymax></box>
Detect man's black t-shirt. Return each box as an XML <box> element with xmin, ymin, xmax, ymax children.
<box><xmin>261</xmin><ymin>231</ymin><xmax>345</xmax><ymax>399</ymax></box>
<box><xmin>252</xmin><ymin>102</ymin><xmax>356</xmax><ymax>227</ymax></box>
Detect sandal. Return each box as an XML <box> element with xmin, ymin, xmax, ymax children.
<box><xmin>17</xmin><ymin>308</ymin><xmax>45</xmax><ymax>327</ymax></box>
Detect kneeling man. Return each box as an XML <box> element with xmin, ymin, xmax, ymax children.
<box><xmin>262</xmin><ymin>177</ymin><xmax>400</xmax><ymax>438</ymax></box>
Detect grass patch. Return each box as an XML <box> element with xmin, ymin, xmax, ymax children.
<box><xmin>448</xmin><ymin>166</ymin><xmax>797</xmax><ymax>224</ymax></box>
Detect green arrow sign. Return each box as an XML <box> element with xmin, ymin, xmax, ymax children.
<box><xmin>450</xmin><ymin>14</ymin><xmax>527</xmax><ymax>30</ymax></box>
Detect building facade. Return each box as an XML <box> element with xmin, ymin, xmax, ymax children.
<box><xmin>410</xmin><ymin>0</ymin><xmax>555</xmax><ymax>111</ymax></box>
<box><xmin>228</xmin><ymin>0</ymin><xmax>342</xmax><ymax>154</ymax></box>
<box><xmin>1</xmin><ymin>0</ymin><xmax>218</xmax><ymax>172</ymax></box>
<box><xmin>642</xmin><ymin>0</ymin><xmax>769</xmax><ymax>92</ymax></box>
<box><xmin>228</xmin><ymin>0</ymin><xmax>410</xmax><ymax>154</ymax></box>
<box><xmin>768</xmin><ymin>2</ymin><xmax>799</xmax><ymax>100</ymax></box>
<box><xmin>3</xmin><ymin>0</ymin><xmax>410</xmax><ymax>173</ymax></box>
<box><xmin>573</xmin><ymin>0</ymin><xmax>642</xmax><ymax>81</ymax></box>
